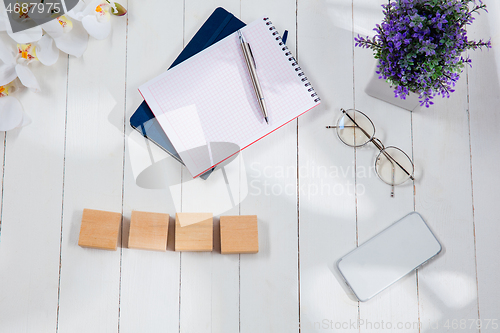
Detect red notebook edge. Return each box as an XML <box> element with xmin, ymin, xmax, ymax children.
<box><xmin>139</xmin><ymin>87</ymin><xmax>321</xmax><ymax>179</ymax></box>
<box><xmin>191</xmin><ymin>102</ymin><xmax>321</xmax><ymax>179</ymax></box>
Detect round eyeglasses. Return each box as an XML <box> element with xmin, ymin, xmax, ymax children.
<box><xmin>326</xmin><ymin>108</ymin><xmax>414</xmax><ymax>197</ymax></box>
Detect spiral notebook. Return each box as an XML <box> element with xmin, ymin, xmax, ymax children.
<box><xmin>139</xmin><ymin>17</ymin><xmax>320</xmax><ymax>178</ymax></box>
<box><xmin>130</xmin><ymin>7</ymin><xmax>245</xmax><ymax>180</ymax></box>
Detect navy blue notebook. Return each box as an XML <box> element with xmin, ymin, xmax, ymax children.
<box><xmin>130</xmin><ymin>8</ymin><xmax>245</xmax><ymax>179</ymax></box>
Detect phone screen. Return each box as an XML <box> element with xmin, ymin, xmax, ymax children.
<box><xmin>337</xmin><ymin>212</ymin><xmax>442</xmax><ymax>301</ymax></box>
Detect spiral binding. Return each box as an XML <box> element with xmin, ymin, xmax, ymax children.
<box><xmin>263</xmin><ymin>17</ymin><xmax>320</xmax><ymax>103</ymax></box>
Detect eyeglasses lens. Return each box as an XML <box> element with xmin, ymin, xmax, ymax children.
<box><xmin>375</xmin><ymin>147</ymin><xmax>414</xmax><ymax>185</ymax></box>
<box><xmin>336</xmin><ymin>109</ymin><xmax>375</xmax><ymax>147</ymax></box>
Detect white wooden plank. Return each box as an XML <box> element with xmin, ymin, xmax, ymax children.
<box><xmin>178</xmin><ymin>2</ymin><xmax>241</xmax><ymax>333</ymax></box>
<box><xmin>180</xmin><ymin>165</ymin><xmax>242</xmax><ymax>333</ymax></box>
<box><xmin>0</xmin><ymin>132</ymin><xmax>4</xmax><ymax>233</ymax></box>
<box><xmin>1</xmin><ymin>0</ymin><xmax>497</xmax><ymax>331</ymax></box>
<box><xmin>297</xmin><ymin>0</ymin><xmax>359</xmax><ymax>332</ymax></box>
<box><xmin>184</xmin><ymin>0</ymin><xmax>241</xmax><ymax>43</ymax></box>
<box><xmin>353</xmin><ymin>0</ymin><xmax>419</xmax><ymax>331</ymax></box>
<box><xmin>118</xmin><ymin>0</ymin><xmax>184</xmax><ymax>331</ymax></box>
<box><xmin>413</xmin><ymin>52</ymin><xmax>478</xmax><ymax>332</ymax></box>
<box><xmin>238</xmin><ymin>1</ymin><xmax>299</xmax><ymax>332</ymax></box>
<box><xmin>0</xmin><ymin>55</ymin><xmax>68</xmax><ymax>331</ymax></box>
<box><xmin>56</xmin><ymin>15</ymin><xmax>128</xmax><ymax>333</ymax></box>
<box><xmin>468</xmin><ymin>0</ymin><xmax>500</xmax><ymax>330</ymax></box>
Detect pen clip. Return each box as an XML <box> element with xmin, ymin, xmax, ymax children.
<box><xmin>246</xmin><ymin>43</ymin><xmax>257</xmax><ymax>68</ymax></box>
<box><xmin>239</xmin><ymin>29</ymin><xmax>257</xmax><ymax>69</ymax></box>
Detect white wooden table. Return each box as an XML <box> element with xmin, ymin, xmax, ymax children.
<box><xmin>1</xmin><ymin>0</ymin><xmax>499</xmax><ymax>332</ymax></box>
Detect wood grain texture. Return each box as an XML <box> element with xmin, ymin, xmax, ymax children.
<box><xmin>468</xmin><ymin>1</ymin><xmax>500</xmax><ymax>330</ymax></box>
<box><xmin>0</xmin><ymin>50</ymin><xmax>68</xmax><ymax>333</ymax></box>
<box><xmin>177</xmin><ymin>212</ymin><xmax>214</xmax><ymax>228</ymax></box>
<box><xmin>0</xmin><ymin>132</ymin><xmax>3</xmax><ymax>231</ymax></box>
<box><xmin>56</xmin><ymin>12</ymin><xmax>128</xmax><ymax>333</ymax></box>
<box><xmin>220</xmin><ymin>215</ymin><xmax>258</xmax><ymax>254</ymax></box>
<box><xmin>353</xmin><ymin>0</ymin><xmax>420</xmax><ymax>331</ymax></box>
<box><xmin>0</xmin><ymin>133</ymin><xmax>3</xmax><ymax>233</ymax></box>
<box><xmin>179</xmin><ymin>2</ymin><xmax>242</xmax><ymax>333</ymax></box>
<box><xmin>78</xmin><ymin>209</ymin><xmax>122</xmax><ymax>250</ymax></box>
<box><xmin>0</xmin><ymin>0</ymin><xmax>498</xmax><ymax>332</ymax></box>
<box><xmin>128</xmin><ymin>210</ymin><xmax>169</xmax><ymax>251</ymax></box>
<box><xmin>175</xmin><ymin>213</ymin><xmax>213</xmax><ymax>251</ymax></box>
<box><xmin>239</xmin><ymin>0</ymin><xmax>300</xmax><ymax>332</ymax></box>
<box><xmin>413</xmin><ymin>50</ymin><xmax>478</xmax><ymax>333</ymax></box>
<box><xmin>118</xmin><ymin>1</ymin><xmax>183</xmax><ymax>331</ymax></box>
<box><xmin>297</xmin><ymin>0</ymin><xmax>359</xmax><ymax>331</ymax></box>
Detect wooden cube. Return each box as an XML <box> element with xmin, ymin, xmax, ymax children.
<box><xmin>78</xmin><ymin>209</ymin><xmax>122</xmax><ymax>251</ymax></box>
<box><xmin>128</xmin><ymin>211</ymin><xmax>169</xmax><ymax>251</ymax></box>
<box><xmin>175</xmin><ymin>213</ymin><xmax>213</xmax><ymax>251</ymax></box>
<box><xmin>220</xmin><ymin>215</ymin><xmax>259</xmax><ymax>254</ymax></box>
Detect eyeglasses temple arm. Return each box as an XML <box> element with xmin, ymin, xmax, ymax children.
<box><xmin>391</xmin><ymin>164</ymin><xmax>395</xmax><ymax>197</ymax></box>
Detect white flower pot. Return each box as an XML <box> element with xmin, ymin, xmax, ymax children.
<box><xmin>365</xmin><ymin>70</ymin><xmax>421</xmax><ymax>111</ymax></box>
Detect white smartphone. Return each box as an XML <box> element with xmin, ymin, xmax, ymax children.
<box><xmin>337</xmin><ymin>212</ymin><xmax>442</xmax><ymax>302</ymax></box>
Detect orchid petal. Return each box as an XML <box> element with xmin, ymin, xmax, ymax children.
<box><xmin>8</xmin><ymin>26</ymin><xmax>43</xmax><ymax>44</ymax></box>
<box><xmin>0</xmin><ymin>96</ymin><xmax>24</xmax><ymax>131</ymax></box>
<box><xmin>57</xmin><ymin>16</ymin><xmax>74</xmax><ymax>33</ymax></box>
<box><xmin>0</xmin><ymin>37</ymin><xmax>16</xmax><ymax>65</ymax></box>
<box><xmin>42</xmin><ymin>19</ymin><xmax>64</xmax><ymax>39</ymax></box>
<box><xmin>53</xmin><ymin>21</ymin><xmax>89</xmax><ymax>57</ymax></box>
<box><xmin>18</xmin><ymin>110</ymin><xmax>31</xmax><ymax>128</ymax></box>
<box><xmin>0</xmin><ymin>61</ymin><xmax>17</xmax><ymax>86</ymax></box>
<box><xmin>15</xmin><ymin>64</ymin><xmax>41</xmax><ymax>92</ymax></box>
<box><xmin>37</xmin><ymin>35</ymin><xmax>60</xmax><ymax>66</ymax></box>
<box><xmin>0</xmin><ymin>12</ymin><xmax>10</xmax><ymax>31</ymax></box>
<box><xmin>82</xmin><ymin>15</ymin><xmax>111</xmax><ymax>40</ymax></box>
<box><xmin>82</xmin><ymin>0</ymin><xmax>105</xmax><ymax>16</ymax></box>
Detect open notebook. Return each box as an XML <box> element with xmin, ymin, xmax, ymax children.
<box><xmin>139</xmin><ymin>17</ymin><xmax>320</xmax><ymax>178</ymax></box>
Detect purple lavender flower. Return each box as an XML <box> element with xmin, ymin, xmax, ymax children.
<box><xmin>355</xmin><ymin>0</ymin><xmax>491</xmax><ymax>107</ymax></box>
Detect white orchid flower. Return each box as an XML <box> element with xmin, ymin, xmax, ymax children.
<box><xmin>40</xmin><ymin>15</ymin><xmax>89</xmax><ymax>60</ymax></box>
<box><xmin>0</xmin><ymin>0</ymin><xmax>126</xmax><ymax>132</ymax></box>
<box><xmin>0</xmin><ymin>80</ymin><xmax>29</xmax><ymax>132</ymax></box>
<box><xmin>68</xmin><ymin>0</ymin><xmax>126</xmax><ymax>40</ymax></box>
<box><xmin>0</xmin><ymin>4</ymin><xmax>43</xmax><ymax>43</ymax></box>
<box><xmin>0</xmin><ymin>3</ymin><xmax>88</xmax><ymax>60</ymax></box>
<box><xmin>0</xmin><ymin>38</ymin><xmax>41</xmax><ymax>92</ymax></box>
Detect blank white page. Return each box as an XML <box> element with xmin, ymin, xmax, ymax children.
<box><xmin>139</xmin><ymin>17</ymin><xmax>320</xmax><ymax>177</ymax></box>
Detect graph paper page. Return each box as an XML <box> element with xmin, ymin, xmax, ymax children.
<box><xmin>139</xmin><ymin>17</ymin><xmax>320</xmax><ymax>177</ymax></box>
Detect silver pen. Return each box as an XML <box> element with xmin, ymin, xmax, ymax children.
<box><xmin>238</xmin><ymin>30</ymin><xmax>269</xmax><ymax>124</ymax></box>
